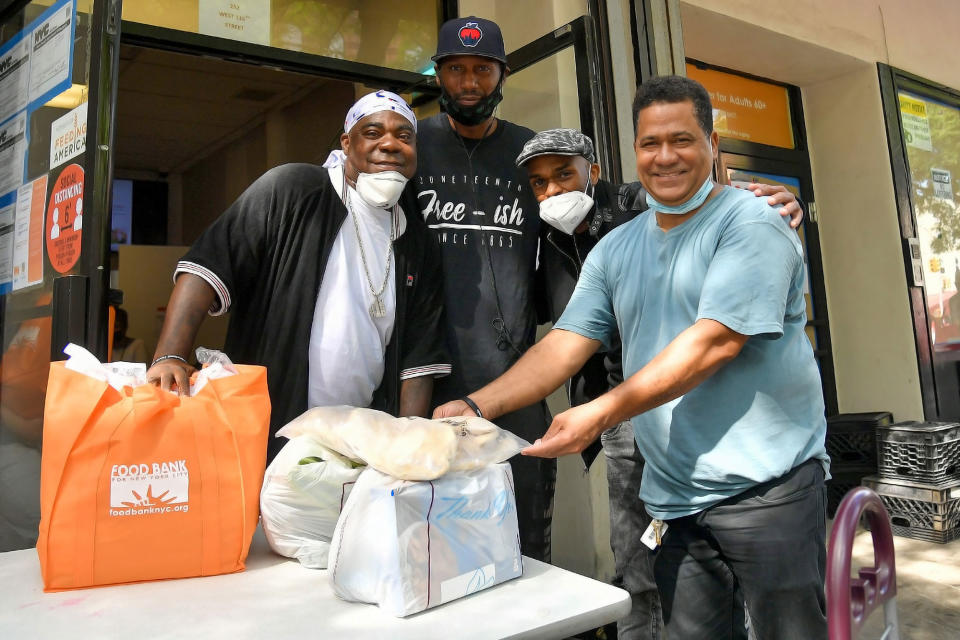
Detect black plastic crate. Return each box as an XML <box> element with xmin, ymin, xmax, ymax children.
<box><xmin>826</xmin><ymin>465</ymin><xmax>875</xmax><ymax>518</ymax></box>
<box><xmin>826</xmin><ymin>412</ymin><xmax>892</xmax><ymax>468</ymax></box>
<box><xmin>876</xmin><ymin>421</ymin><xmax>960</xmax><ymax>483</ymax></box>
<box><xmin>862</xmin><ymin>475</ymin><xmax>960</xmax><ymax>543</ymax></box>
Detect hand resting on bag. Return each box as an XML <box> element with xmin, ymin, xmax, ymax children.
<box><xmin>147</xmin><ymin>359</ymin><xmax>196</xmax><ymax>395</ymax></box>
<box><xmin>147</xmin><ymin>273</ymin><xmax>217</xmax><ymax>395</ymax></box>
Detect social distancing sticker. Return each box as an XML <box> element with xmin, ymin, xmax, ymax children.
<box><xmin>45</xmin><ymin>162</ymin><xmax>83</xmax><ymax>273</ymax></box>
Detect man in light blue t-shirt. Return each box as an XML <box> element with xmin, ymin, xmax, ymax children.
<box><xmin>435</xmin><ymin>75</ymin><xmax>828</xmax><ymax>640</ymax></box>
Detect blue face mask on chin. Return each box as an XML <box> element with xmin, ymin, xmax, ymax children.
<box><xmin>645</xmin><ymin>175</ymin><xmax>715</xmax><ymax>215</ymax></box>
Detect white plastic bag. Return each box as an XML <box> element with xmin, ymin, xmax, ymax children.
<box><xmin>62</xmin><ymin>343</ymin><xmax>238</xmax><ymax>395</ymax></box>
<box><xmin>279</xmin><ymin>406</ymin><xmax>530</xmax><ymax>481</ymax></box>
<box><xmin>328</xmin><ymin>463</ymin><xmax>523</xmax><ymax>617</ymax></box>
<box><xmin>65</xmin><ymin>343</ymin><xmax>147</xmax><ymax>390</ymax></box>
<box><xmin>189</xmin><ymin>347</ymin><xmax>238</xmax><ymax>395</ymax></box>
<box><xmin>259</xmin><ymin>435</ymin><xmax>363</xmax><ymax>568</ymax></box>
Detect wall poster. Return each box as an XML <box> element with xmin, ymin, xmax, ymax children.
<box><xmin>12</xmin><ymin>174</ymin><xmax>47</xmax><ymax>290</ymax></box>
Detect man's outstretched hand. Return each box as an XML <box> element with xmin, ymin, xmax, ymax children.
<box><xmin>522</xmin><ymin>402</ymin><xmax>609</xmax><ymax>458</ymax></box>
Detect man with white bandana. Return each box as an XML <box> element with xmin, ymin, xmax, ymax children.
<box><xmin>436</xmin><ymin>76</ymin><xmax>829</xmax><ymax>640</ymax></box>
<box><xmin>148</xmin><ymin>91</ymin><xmax>450</xmax><ymax>461</ymax></box>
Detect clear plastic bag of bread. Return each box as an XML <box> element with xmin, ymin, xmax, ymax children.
<box><xmin>435</xmin><ymin>415</ymin><xmax>531</xmax><ymax>473</ymax></box>
<box><xmin>278</xmin><ymin>406</ymin><xmax>530</xmax><ymax>481</ymax></box>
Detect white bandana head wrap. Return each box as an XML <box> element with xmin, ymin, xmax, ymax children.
<box><xmin>323</xmin><ymin>90</ymin><xmax>417</xmax><ymax>168</ymax></box>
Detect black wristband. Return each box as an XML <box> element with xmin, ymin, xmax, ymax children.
<box><xmin>461</xmin><ymin>396</ymin><xmax>483</xmax><ymax>419</ymax></box>
<box><xmin>151</xmin><ymin>354</ymin><xmax>189</xmax><ymax>368</ymax></box>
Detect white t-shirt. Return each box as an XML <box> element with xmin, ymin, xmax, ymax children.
<box><xmin>307</xmin><ymin>165</ymin><xmax>407</xmax><ymax>409</ymax></box>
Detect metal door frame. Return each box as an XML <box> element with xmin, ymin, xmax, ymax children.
<box><xmin>505</xmin><ymin>15</ymin><xmax>621</xmax><ymax>184</ymax></box>
<box><xmin>689</xmin><ymin>58</ymin><xmax>838</xmax><ymax>416</ymax></box>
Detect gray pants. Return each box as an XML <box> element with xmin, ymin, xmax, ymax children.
<box><xmin>0</xmin><ymin>439</ymin><xmax>41</xmax><ymax>552</ymax></box>
<box><xmin>654</xmin><ymin>458</ymin><xmax>828</xmax><ymax>640</ymax></box>
<box><xmin>508</xmin><ymin>453</ymin><xmax>557</xmax><ymax>563</ymax></box>
<box><xmin>602</xmin><ymin>422</ymin><xmax>662</xmax><ymax>640</ymax></box>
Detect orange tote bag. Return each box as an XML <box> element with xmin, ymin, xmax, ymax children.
<box><xmin>36</xmin><ymin>362</ymin><xmax>270</xmax><ymax>591</ymax></box>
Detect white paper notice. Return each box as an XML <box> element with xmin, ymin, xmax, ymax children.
<box><xmin>199</xmin><ymin>0</ymin><xmax>270</xmax><ymax>46</ymax></box>
<box><xmin>933</xmin><ymin>168</ymin><xmax>953</xmax><ymax>201</ymax></box>
<box><xmin>0</xmin><ymin>224</ymin><xmax>12</xmax><ymax>289</ymax></box>
<box><xmin>0</xmin><ymin>38</ymin><xmax>30</xmax><ymax>124</ymax></box>
<box><xmin>12</xmin><ymin>175</ymin><xmax>47</xmax><ymax>290</ymax></box>
<box><xmin>29</xmin><ymin>1</ymin><xmax>73</xmax><ymax>101</ymax></box>
<box><xmin>0</xmin><ymin>112</ymin><xmax>27</xmax><ymax>198</ymax></box>
<box><xmin>50</xmin><ymin>101</ymin><xmax>87</xmax><ymax>168</ymax></box>
<box><xmin>0</xmin><ymin>201</ymin><xmax>13</xmax><ymax>290</ymax></box>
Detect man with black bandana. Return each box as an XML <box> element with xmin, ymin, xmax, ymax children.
<box><xmin>414</xmin><ymin>16</ymin><xmax>555</xmax><ymax>562</ymax></box>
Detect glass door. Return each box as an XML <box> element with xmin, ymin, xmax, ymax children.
<box><xmin>900</xmin><ymin>90</ymin><xmax>960</xmax><ymax>417</ymax></box>
<box><xmin>881</xmin><ymin>65</ymin><xmax>960</xmax><ymax>419</ymax></box>
<box><xmin>1</xmin><ymin>0</ymin><xmax>122</xmax><ymax>551</ymax></box>
<box><xmin>500</xmin><ymin>15</ymin><xmax>620</xmax><ymax>184</ymax></box>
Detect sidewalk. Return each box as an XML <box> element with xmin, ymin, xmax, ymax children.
<box><xmin>847</xmin><ymin>527</ymin><xmax>960</xmax><ymax>639</ymax></box>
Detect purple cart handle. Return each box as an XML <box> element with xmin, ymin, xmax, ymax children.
<box><xmin>827</xmin><ymin>486</ymin><xmax>900</xmax><ymax>640</ymax></box>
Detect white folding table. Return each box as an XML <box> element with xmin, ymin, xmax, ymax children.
<box><xmin>0</xmin><ymin>530</ymin><xmax>630</xmax><ymax>639</ymax></box>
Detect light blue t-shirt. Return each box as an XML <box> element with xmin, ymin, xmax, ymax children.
<box><xmin>555</xmin><ymin>185</ymin><xmax>829</xmax><ymax>520</ymax></box>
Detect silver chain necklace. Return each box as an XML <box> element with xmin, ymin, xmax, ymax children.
<box><xmin>342</xmin><ymin>170</ymin><xmax>396</xmax><ymax>318</ymax></box>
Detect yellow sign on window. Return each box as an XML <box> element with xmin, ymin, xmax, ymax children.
<box><xmin>899</xmin><ymin>93</ymin><xmax>933</xmax><ymax>151</ymax></box>
<box><xmin>686</xmin><ymin>64</ymin><xmax>794</xmax><ymax>149</ymax></box>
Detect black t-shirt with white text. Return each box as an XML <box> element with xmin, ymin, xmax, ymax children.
<box><xmin>416</xmin><ymin>113</ymin><xmax>547</xmax><ymax>439</ymax></box>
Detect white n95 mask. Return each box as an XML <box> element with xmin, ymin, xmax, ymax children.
<box><xmin>538</xmin><ymin>183</ymin><xmax>595</xmax><ymax>235</ymax></box>
<box><xmin>355</xmin><ymin>171</ymin><xmax>408</xmax><ymax>209</ymax></box>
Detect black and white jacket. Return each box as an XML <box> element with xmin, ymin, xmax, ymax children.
<box><xmin>177</xmin><ymin>163</ymin><xmax>450</xmax><ymax>460</ymax></box>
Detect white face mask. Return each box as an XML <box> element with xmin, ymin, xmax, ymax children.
<box><xmin>538</xmin><ymin>182</ymin><xmax>595</xmax><ymax>235</ymax></box>
<box><xmin>355</xmin><ymin>170</ymin><xmax>408</xmax><ymax>209</ymax></box>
